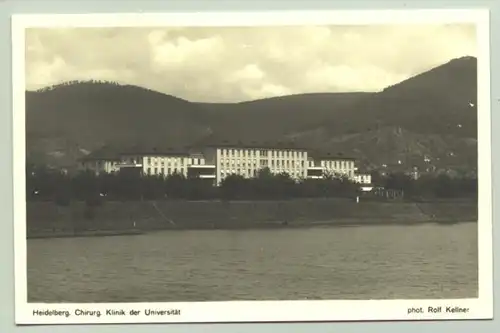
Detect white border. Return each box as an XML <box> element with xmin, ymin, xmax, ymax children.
<box><xmin>12</xmin><ymin>9</ymin><xmax>492</xmax><ymax>324</ymax></box>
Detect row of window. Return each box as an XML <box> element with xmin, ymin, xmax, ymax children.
<box><xmin>145</xmin><ymin>157</ymin><xmax>206</xmax><ymax>164</ymax></box>
<box><xmin>220</xmin><ymin>160</ymin><xmax>306</xmax><ymax>168</ymax></box>
<box><xmin>90</xmin><ymin>160</ymin><xmax>353</xmax><ymax>174</ymax></box>
<box><xmin>220</xmin><ymin>157</ymin><xmax>307</xmax><ymax>164</ymax></box>
<box><xmin>221</xmin><ymin>169</ymin><xmax>257</xmax><ymax>177</ymax></box>
<box><xmin>324</xmin><ymin>169</ymin><xmax>352</xmax><ymax>175</ymax></box>
<box><xmin>192</xmin><ymin>158</ymin><xmax>204</xmax><ymax>165</ymax></box>
<box><xmin>147</xmin><ymin>159</ymin><xmax>186</xmax><ymax>166</ymax></box>
<box><xmin>326</xmin><ymin>170</ymin><xmax>354</xmax><ymax>175</ymax></box>
<box><xmin>222</xmin><ymin>160</ymin><xmax>258</xmax><ymax>167</ymax></box>
<box><xmin>220</xmin><ymin>148</ymin><xmax>307</xmax><ymax>159</ymax></box>
<box><xmin>321</xmin><ymin>161</ymin><xmax>355</xmax><ymax>169</ymax></box>
<box><xmin>93</xmin><ymin>157</ymin><xmax>353</xmax><ymax>169</ymax></box>
<box><xmin>272</xmin><ymin>160</ymin><xmax>303</xmax><ymax>168</ymax></box>
<box><xmin>113</xmin><ymin>158</ymin><xmax>140</xmax><ymax>165</ymax></box>
<box><xmin>220</xmin><ymin>170</ymin><xmax>304</xmax><ymax>178</ymax></box>
<box><xmin>146</xmin><ymin>167</ymin><xmax>186</xmax><ymax>176</ymax></box>
<box><xmin>355</xmin><ymin>175</ymin><xmax>371</xmax><ymax>182</ymax></box>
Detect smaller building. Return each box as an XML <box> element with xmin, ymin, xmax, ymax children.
<box><xmin>186</xmin><ymin>152</ymin><xmax>216</xmax><ymax>183</ymax></box>
<box><xmin>79</xmin><ymin>146</ymin><xmax>220</xmax><ymax>181</ymax></box>
<box><xmin>306</xmin><ymin>152</ymin><xmax>357</xmax><ymax>180</ymax></box>
<box><xmin>354</xmin><ymin>173</ymin><xmax>372</xmax><ymax>185</ymax></box>
<box><xmin>79</xmin><ymin>146</ymin><xmax>143</xmax><ymax>175</ymax></box>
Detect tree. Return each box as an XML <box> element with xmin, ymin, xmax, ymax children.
<box><xmin>142</xmin><ymin>174</ymin><xmax>165</xmax><ymax>200</ymax></box>
<box><xmin>71</xmin><ymin>170</ymin><xmax>99</xmax><ymax>201</ymax></box>
<box><xmin>370</xmin><ymin>170</ymin><xmax>386</xmax><ymax>187</ymax></box>
<box><xmin>114</xmin><ymin>169</ymin><xmax>143</xmax><ymax>200</ymax></box>
<box><xmin>252</xmin><ymin>168</ymin><xmax>282</xmax><ymax>199</ymax></box>
<box><xmin>385</xmin><ymin>172</ymin><xmax>413</xmax><ymax>192</ymax></box>
<box><xmin>219</xmin><ymin>174</ymin><xmax>248</xmax><ymax>200</ymax></box>
<box><xmin>26</xmin><ymin>164</ymin><xmax>58</xmax><ymax>201</ymax></box>
<box><xmin>53</xmin><ymin>171</ymin><xmax>72</xmax><ymax>206</ymax></box>
<box><xmin>274</xmin><ymin>172</ymin><xmax>297</xmax><ymax>199</ymax></box>
<box><xmin>164</xmin><ymin>172</ymin><xmax>187</xmax><ymax>199</ymax></box>
<box><xmin>185</xmin><ymin>176</ymin><xmax>215</xmax><ymax>200</ymax></box>
<box><xmin>433</xmin><ymin>173</ymin><xmax>456</xmax><ymax>198</ymax></box>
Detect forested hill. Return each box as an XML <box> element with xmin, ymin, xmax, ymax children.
<box><xmin>26</xmin><ymin>56</ymin><xmax>478</xmax><ymax>174</ymax></box>
<box><xmin>26</xmin><ymin>81</ymin><xmax>213</xmax><ymax>167</ymax></box>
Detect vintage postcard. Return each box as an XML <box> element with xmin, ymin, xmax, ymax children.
<box><xmin>12</xmin><ymin>9</ymin><xmax>492</xmax><ymax>324</ymax></box>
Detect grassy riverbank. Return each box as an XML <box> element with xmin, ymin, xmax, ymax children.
<box><xmin>26</xmin><ymin>198</ymin><xmax>478</xmax><ymax>238</ymax></box>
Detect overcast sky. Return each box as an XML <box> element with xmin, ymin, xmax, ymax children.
<box><xmin>25</xmin><ymin>24</ymin><xmax>476</xmax><ymax>102</ymax></box>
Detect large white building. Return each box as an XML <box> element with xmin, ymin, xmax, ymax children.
<box><xmin>80</xmin><ymin>144</ymin><xmax>371</xmax><ymax>186</ymax></box>
<box><xmin>198</xmin><ymin>143</ymin><xmax>309</xmax><ymax>185</ymax></box>
<box><xmin>142</xmin><ymin>152</ymin><xmax>190</xmax><ymax>177</ymax></box>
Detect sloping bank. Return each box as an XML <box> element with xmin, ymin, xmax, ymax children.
<box><xmin>26</xmin><ymin>198</ymin><xmax>477</xmax><ymax>238</ymax></box>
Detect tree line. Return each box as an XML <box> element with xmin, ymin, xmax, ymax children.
<box><xmin>34</xmin><ymin>80</ymin><xmax>122</xmax><ymax>92</ymax></box>
<box><xmin>25</xmin><ymin>164</ymin><xmax>477</xmax><ymax>206</ymax></box>
<box><xmin>377</xmin><ymin>171</ymin><xmax>477</xmax><ymax>200</ymax></box>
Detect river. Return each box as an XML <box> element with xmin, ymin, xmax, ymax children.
<box><xmin>27</xmin><ymin>222</ymin><xmax>478</xmax><ymax>302</ymax></box>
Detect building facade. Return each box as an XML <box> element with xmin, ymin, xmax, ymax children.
<box><xmin>203</xmin><ymin>145</ymin><xmax>309</xmax><ymax>185</ymax></box>
<box><xmin>354</xmin><ymin>173</ymin><xmax>372</xmax><ymax>185</ymax></box>
<box><xmin>80</xmin><ymin>155</ymin><xmax>143</xmax><ymax>175</ymax></box>
<box><xmin>80</xmin><ymin>148</ymin><xmax>215</xmax><ymax>179</ymax></box>
<box><xmin>321</xmin><ymin>158</ymin><xmax>356</xmax><ymax>179</ymax></box>
<box><xmin>307</xmin><ymin>153</ymin><xmax>357</xmax><ymax>181</ymax></box>
<box><xmin>143</xmin><ymin>154</ymin><xmax>190</xmax><ymax>177</ymax></box>
<box><xmin>80</xmin><ymin>144</ymin><xmax>371</xmax><ymax>186</ymax></box>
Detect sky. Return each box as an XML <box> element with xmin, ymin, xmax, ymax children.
<box><xmin>25</xmin><ymin>24</ymin><xmax>476</xmax><ymax>102</ymax></box>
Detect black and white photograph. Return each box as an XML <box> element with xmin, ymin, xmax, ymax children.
<box><xmin>12</xmin><ymin>10</ymin><xmax>492</xmax><ymax>324</ymax></box>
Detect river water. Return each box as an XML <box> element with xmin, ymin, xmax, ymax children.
<box><xmin>27</xmin><ymin>222</ymin><xmax>478</xmax><ymax>302</ymax></box>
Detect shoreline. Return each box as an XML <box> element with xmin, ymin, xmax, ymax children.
<box><xmin>27</xmin><ymin>218</ymin><xmax>477</xmax><ymax>239</ymax></box>
<box><xmin>26</xmin><ymin>198</ymin><xmax>477</xmax><ymax>239</ymax></box>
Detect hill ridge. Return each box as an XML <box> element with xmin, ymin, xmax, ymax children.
<box><xmin>25</xmin><ymin>56</ymin><xmax>478</xmax><ymax>173</ymax></box>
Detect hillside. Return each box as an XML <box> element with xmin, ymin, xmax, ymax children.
<box><xmin>349</xmin><ymin>56</ymin><xmax>477</xmax><ymax>138</ymax></box>
<box><xmin>197</xmin><ymin>56</ymin><xmax>477</xmax><ymax>141</ymax></box>
<box><xmin>285</xmin><ymin>56</ymin><xmax>478</xmax><ymax>171</ymax></box>
<box><xmin>197</xmin><ymin>92</ymin><xmax>373</xmax><ymax>141</ymax></box>
<box><xmin>25</xmin><ymin>56</ymin><xmax>478</xmax><ymax>173</ymax></box>
<box><xmin>287</xmin><ymin>126</ymin><xmax>477</xmax><ymax>173</ymax></box>
<box><xmin>26</xmin><ymin>81</ymin><xmax>212</xmax><ymax>167</ymax></box>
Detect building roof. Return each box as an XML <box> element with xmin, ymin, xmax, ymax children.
<box><xmin>132</xmin><ymin>147</ymin><xmax>190</xmax><ymax>157</ymax></box>
<box><xmin>80</xmin><ymin>145</ymin><xmax>190</xmax><ymax>161</ymax></box>
<box><xmin>80</xmin><ymin>143</ymin><xmax>356</xmax><ymax>162</ymax></box>
<box><xmin>189</xmin><ymin>152</ymin><xmax>205</xmax><ymax>158</ymax></box>
<box><xmin>309</xmin><ymin>150</ymin><xmax>356</xmax><ymax>161</ymax></box>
